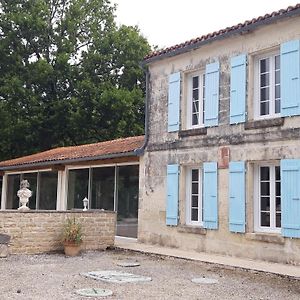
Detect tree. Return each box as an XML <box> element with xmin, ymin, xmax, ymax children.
<box><xmin>0</xmin><ymin>0</ymin><xmax>150</xmax><ymax>160</ymax></box>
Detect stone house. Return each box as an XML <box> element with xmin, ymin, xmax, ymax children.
<box><xmin>138</xmin><ymin>4</ymin><xmax>300</xmax><ymax>264</ymax></box>
<box><xmin>1</xmin><ymin>3</ymin><xmax>300</xmax><ymax>264</ymax></box>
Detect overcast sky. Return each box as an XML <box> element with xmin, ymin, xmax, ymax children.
<box><xmin>112</xmin><ymin>0</ymin><xmax>300</xmax><ymax>49</ymax></box>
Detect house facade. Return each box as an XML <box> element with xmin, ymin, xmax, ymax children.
<box><xmin>139</xmin><ymin>5</ymin><xmax>300</xmax><ymax>264</ymax></box>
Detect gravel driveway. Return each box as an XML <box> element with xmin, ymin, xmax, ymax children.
<box><xmin>0</xmin><ymin>249</ymin><xmax>299</xmax><ymax>300</ymax></box>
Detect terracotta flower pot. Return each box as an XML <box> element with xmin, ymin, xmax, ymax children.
<box><xmin>63</xmin><ymin>242</ymin><xmax>81</xmax><ymax>257</ymax></box>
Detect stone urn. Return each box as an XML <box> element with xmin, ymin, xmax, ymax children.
<box><xmin>17</xmin><ymin>180</ymin><xmax>32</xmax><ymax>211</ymax></box>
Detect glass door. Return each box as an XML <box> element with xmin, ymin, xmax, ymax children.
<box><xmin>116</xmin><ymin>165</ymin><xmax>139</xmax><ymax>238</ymax></box>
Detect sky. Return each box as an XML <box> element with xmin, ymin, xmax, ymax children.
<box><xmin>112</xmin><ymin>0</ymin><xmax>300</xmax><ymax>49</ymax></box>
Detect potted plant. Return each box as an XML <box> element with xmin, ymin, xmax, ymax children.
<box><xmin>62</xmin><ymin>217</ymin><xmax>83</xmax><ymax>256</ymax></box>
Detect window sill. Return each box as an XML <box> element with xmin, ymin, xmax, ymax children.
<box><xmin>245</xmin><ymin>233</ymin><xmax>284</xmax><ymax>245</ymax></box>
<box><xmin>177</xmin><ymin>225</ymin><xmax>207</xmax><ymax>235</ymax></box>
<box><xmin>244</xmin><ymin>118</ymin><xmax>284</xmax><ymax>130</ymax></box>
<box><xmin>179</xmin><ymin>128</ymin><xmax>207</xmax><ymax>138</ymax></box>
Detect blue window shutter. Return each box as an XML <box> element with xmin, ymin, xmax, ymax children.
<box><xmin>168</xmin><ymin>72</ymin><xmax>181</xmax><ymax>132</ymax></box>
<box><xmin>229</xmin><ymin>161</ymin><xmax>246</xmax><ymax>233</ymax></box>
<box><xmin>230</xmin><ymin>55</ymin><xmax>247</xmax><ymax>124</ymax></box>
<box><xmin>203</xmin><ymin>162</ymin><xmax>218</xmax><ymax>229</ymax></box>
<box><xmin>204</xmin><ymin>62</ymin><xmax>219</xmax><ymax>127</ymax></box>
<box><xmin>281</xmin><ymin>159</ymin><xmax>300</xmax><ymax>238</ymax></box>
<box><xmin>280</xmin><ymin>40</ymin><xmax>300</xmax><ymax>117</ymax></box>
<box><xmin>166</xmin><ymin>164</ymin><xmax>179</xmax><ymax>226</ymax></box>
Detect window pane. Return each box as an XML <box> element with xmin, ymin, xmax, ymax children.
<box><xmin>276</xmin><ymin>213</ymin><xmax>281</xmax><ymax>228</ymax></box>
<box><xmin>6</xmin><ymin>174</ymin><xmax>20</xmax><ymax>209</ymax></box>
<box><xmin>192</xmin><ymin>195</ymin><xmax>198</xmax><ymax>207</ymax></box>
<box><xmin>192</xmin><ymin>114</ymin><xmax>198</xmax><ymax>125</ymax></box>
<box><xmin>260</xmin><ymin>87</ymin><xmax>269</xmax><ymax>101</ymax></box>
<box><xmin>260</xmin><ymin>73</ymin><xmax>269</xmax><ymax>87</ymax></box>
<box><xmin>276</xmin><ymin>197</ymin><xmax>281</xmax><ymax>211</ymax></box>
<box><xmin>261</xmin><ymin>212</ymin><xmax>270</xmax><ymax>227</ymax></box>
<box><xmin>260</xmin><ymin>182</ymin><xmax>270</xmax><ymax>196</ymax></box>
<box><xmin>260</xmin><ymin>167</ymin><xmax>270</xmax><ymax>181</ymax></box>
<box><xmin>260</xmin><ymin>101</ymin><xmax>269</xmax><ymax>115</ymax></box>
<box><xmin>22</xmin><ymin>173</ymin><xmax>37</xmax><ymax>210</ymax></box>
<box><xmin>275</xmin><ymin>55</ymin><xmax>280</xmax><ymax>70</ymax></box>
<box><xmin>276</xmin><ymin>182</ymin><xmax>281</xmax><ymax>197</ymax></box>
<box><xmin>192</xmin><ymin>89</ymin><xmax>199</xmax><ymax>101</ymax></box>
<box><xmin>192</xmin><ymin>182</ymin><xmax>198</xmax><ymax>194</ymax></box>
<box><xmin>275</xmin><ymin>85</ymin><xmax>280</xmax><ymax>99</ymax></box>
<box><xmin>191</xmin><ymin>208</ymin><xmax>198</xmax><ymax>221</ymax></box>
<box><xmin>117</xmin><ymin>165</ymin><xmax>139</xmax><ymax>238</ymax></box>
<box><xmin>67</xmin><ymin>169</ymin><xmax>89</xmax><ymax>209</ymax></box>
<box><xmin>260</xmin><ymin>58</ymin><xmax>269</xmax><ymax>73</ymax></box>
<box><xmin>275</xmin><ymin>99</ymin><xmax>280</xmax><ymax>114</ymax></box>
<box><xmin>91</xmin><ymin>167</ymin><xmax>115</xmax><ymax>210</ymax></box>
<box><xmin>39</xmin><ymin>171</ymin><xmax>58</xmax><ymax>210</ymax></box>
<box><xmin>275</xmin><ymin>70</ymin><xmax>280</xmax><ymax>85</ymax></box>
<box><xmin>192</xmin><ymin>169</ymin><xmax>198</xmax><ymax>181</ymax></box>
<box><xmin>192</xmin><ymin>100</ymin><xmax>199</xmax><ymax>113</ymax></box>
<box><xmin>192</xmin><ymin>76</ymin><xmax>199</xmax><ymax>89</ymax></box>
<box><xmin>275</xmin><ymin>166</ymin><xmax>280</xmax><ymax>180</ymax></box>
<box><xmin>260</xmin><ymin>197</ymin><xmax>270</xmax><ymax>211</ymax></box>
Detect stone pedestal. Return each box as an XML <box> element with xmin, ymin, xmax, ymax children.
<box><xmin>0</xmin><ymin>234</ymin><xmax>10</xmax><ymax>258</ymax></box>
<box><xmin>0</xmin><ymin>244</ymin><xmax>9</xmax><ymax>258</ymax></box>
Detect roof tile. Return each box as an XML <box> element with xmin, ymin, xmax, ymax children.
<box><xmin>144</xmin><ymin>3</ymin><xmax>300</xmax><ymax>62</ymax></box>
<box><xmin>0</xmin><ymin>136</ymin><xmax>144</xmax><ymax>169</ymax></box>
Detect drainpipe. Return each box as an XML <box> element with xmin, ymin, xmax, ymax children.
<box><xmin>134</xmin><ymin>65</ymin><xmax>150</xmax><ymax>156</ymax></box>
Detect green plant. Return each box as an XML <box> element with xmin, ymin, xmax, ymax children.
<box><xmin>62</xmin><ymin>218</ymin><xmax>82</xmax><ymax>245</ymax></box>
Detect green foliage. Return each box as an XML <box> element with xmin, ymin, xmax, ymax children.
<box><xmin>0</xmin><ymin>0</ymin><xmax>150</xmax><ymax>160</ymax></box>
<box><xmin>62</xmin><ymin>217</ymin><xmax>82</xmax><ymax>244</ymax></box>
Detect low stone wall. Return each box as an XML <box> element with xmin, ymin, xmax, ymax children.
<box><xmin>0</xmin><ymin>210</ymin><xmax>116</xmax><ymax>254</ymax></box>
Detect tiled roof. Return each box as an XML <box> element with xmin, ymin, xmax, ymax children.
<box><xmin>0</xmin><ymin>136</ymin><xmax>144</xmax><ymax>169</ymax></box>
<box><xmin>144</xmin><ymin>3</ymin><xmax>300</xmax><ymax>63</ymax></box>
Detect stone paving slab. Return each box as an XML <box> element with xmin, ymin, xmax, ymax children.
<box><xmin>117</xmin><ymin>261</ymin><xmax>140</xmax><ymax>267</ymax></box>
<box><xmin>114</xmin><ymin>238</ymin><xmax>300</xmax><ymax>279</ymax></box>
<box><xmin>76</xmin><ymin>288</ymin><xmax>113</xmax><ymax>297</ymax></box>
<box><xmin>82</xmin><ymin>270</ymin><xmax>152</xmax><ymax>283</ymax></box>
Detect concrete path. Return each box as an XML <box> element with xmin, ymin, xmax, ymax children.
<box><xmin>114</xmin><ymin>237</ymin><xmax>300</xmax><ymax>279</ymax></box>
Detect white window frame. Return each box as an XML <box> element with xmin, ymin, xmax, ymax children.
<box><xmin>254</xmin><ymin>50</ymin><xmax>281</xmax><ymax>120</ymax></box>
<box><xmin>187</xmin><ymin>71</ymin><xmax>205</xmax><ymax>129</ymax></box>
<box><xmin>185</xmin><ymin>166</ymin><xmax>203</xmax><ymax>226</ymax></box>
<box><xmin>254</xmin><ymin>163</ymin><xmax>281</xmax><ymax>234</ymax></box>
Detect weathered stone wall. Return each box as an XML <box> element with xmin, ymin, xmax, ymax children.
<box><xmin>0</xmin><ymin>210</ymin><xmax>116</xmax><ymax>254</ymax></box>
<box><xmin>138</xmin><ymin>15</ymin><xmax>300</xmax><ymax>264</ymax></box>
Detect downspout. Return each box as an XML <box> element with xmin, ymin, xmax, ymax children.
<box><xmin>134</xmin><ymin>65</ymin><xmax>150</xmax><ymax>156</ymax></box>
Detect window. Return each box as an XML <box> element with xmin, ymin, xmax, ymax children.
<box><xmin>91</xmin><ymin>167</ymin><xmax>115</xmax><ymax>210</ymax></box>
<box><xmin>255</xmin><ymin>51</ymin><xmax>280</xmax><ymax>118</ymax></box>
<box><xmin>187</xmin><ymin>72</ymin><xmax>205</xmax><ymax>128</ymax></box>
<box><xmin>254</xmin><ymin>164</ymin><xmax>281</xmax><ymax>233</ymax></box>
<box><xmin>67</xmin><ymin>168</ymin><xmax>89</xmax><ymax>209</ymax></box>
<box><xmin>67</xmin><ymin>164</ymin><xmax>139</xmax><ymax>238</ymax></box>
<box><xmin>116</xmin><ymin>165</ymin><xmax>139</xmax><ymax>238</ymax></box>
<box><xmin>186</xmin><ymin>167</ymin><xmax>203</xmax><ymax>226</ymax></box>
<box><xmin>5</xmin><ymin>171</ymin><xmax>58</xmax><ymax>210</ymax></box>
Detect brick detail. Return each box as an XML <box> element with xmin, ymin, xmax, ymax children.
<box><xmin>218</xmin><ymin>146</ymin><xmax>230</xmax><ymax>169</ymax></box>
<box><xmin>0</xmin><ymin>211</ymin><xmax>116</xmax><ymax>254</ymax></box>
